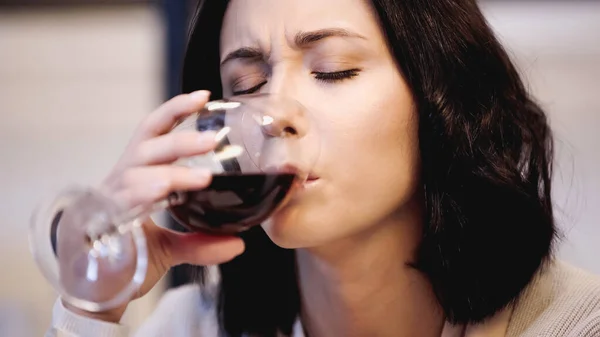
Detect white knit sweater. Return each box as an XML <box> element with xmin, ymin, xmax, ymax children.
<box><xmin>45</xmin><ymin>260</ymin><xmax>600</xmax><ymax>337</ymax></box>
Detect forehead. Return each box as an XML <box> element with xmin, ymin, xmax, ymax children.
<box><xmin>221</xmin><ymin>0</ymin><xmax>382</xmax><ymax>51</ymax></box>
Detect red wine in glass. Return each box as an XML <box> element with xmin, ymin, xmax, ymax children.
<box><xmin>169</xmin><ymin>173</ymin><xmax>298</xmax><ymax>233</ymax></box>
<box><xmin>29</xmin><ymin>93</ymin><xmax>318</xmax><ymax>313</ymax></box>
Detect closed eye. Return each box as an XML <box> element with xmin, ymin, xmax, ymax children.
<box><xmin>313</xmin><ymin>69</ymin><xmax>360</xmax><ymax>83</ymax></box>
<box><xmin>231</xmin><ymin>69</ymin><xmax>360</xmax><ymax>95</ymax></box>
<box><xmin>232</xmin><ymin>80</ymin><xmax>267</xmax><ymax>96</ymax></box>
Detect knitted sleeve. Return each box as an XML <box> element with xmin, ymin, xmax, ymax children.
<box><xmin>45</xmin><ymin>284</ymin><xmax>219</xmax><ymax>337</ymax></box>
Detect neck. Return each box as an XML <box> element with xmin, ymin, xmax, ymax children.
<box><xmin>296</xmin><ymin>200</ymin><xmax>444</xmax><ymax>337</ymax></box>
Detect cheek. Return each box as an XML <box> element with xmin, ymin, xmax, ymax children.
<box><xmin>325</xmin><ymin>67</ymin><xmax>419</xmax><ymax>180</ymax></box>
<box><xmin>264</xmin><ymin>65</ymin><xmax>421</xmax><ymax>248</ymax></box>
<box><xmin>316</xmin><ymin>67</ymin><xmax>420</xmax><ymax>229</ymax></box>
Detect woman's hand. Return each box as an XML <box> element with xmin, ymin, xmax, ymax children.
<box><xmin>65</xmin><ymin>90</ymin><xmax>245</xmax><ymax>322</ymax></box>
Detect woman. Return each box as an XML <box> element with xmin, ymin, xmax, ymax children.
<box><xmin>47</xmin><ymin>0</ymin><xmax>600</xmax><ymax>336</ymax></box>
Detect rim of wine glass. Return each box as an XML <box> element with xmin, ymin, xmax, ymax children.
<box><xmin>28</xmin><ymin>186</ymin><xmax>148</xmax><ymax>312</ymax></box>
<box><xmin>176</xmin><ymin>93</ymin><xmax>318</xmax><ymax>179</ymax></box>
<box><xmin>180</xmin><ymin>92</ymin><xmax>312</xmax><ymax>122</ymax></box>
<box><xmin>171</xmin><ymin>93</ymin><xmax>274</xmax><ymax>128</ymax></box>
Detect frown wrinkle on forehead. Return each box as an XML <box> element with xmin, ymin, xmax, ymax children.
<box><xmin>220</xmin><ymin>28</ymin><xmax>368</xmax><ymax>67</ymax></box>
<box><xmin>220</xmin><ymin>0</ymin><xmax>384</xmax><ymax>62</ymax></box>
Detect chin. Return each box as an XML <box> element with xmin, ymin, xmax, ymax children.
<box><xmin>260</xmin><ymin>179</ymin><xmax>343</xmax><ymax>249</ymax></box>
<box><xmin>261</xmin><ymin>207</ymin><xmax>343</xmax><ymax>250</ymax></box>
<box><xmin>261</xmin><ymin>209</ymin><xmax>308</xmax><ymax>249</ymax></box>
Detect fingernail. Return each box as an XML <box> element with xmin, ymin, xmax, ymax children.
<box><xmin>189</xmin><ymin>90</ymin><xmax>210</xmax><ymax>102</ymax></box>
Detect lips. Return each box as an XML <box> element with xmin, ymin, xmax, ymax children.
<box><xmin>306</xmin><ymin>174</ymin><xmax>319</xmax><ymax>182</ymax></box>
<box><xmin>265</xmin><ymin>164</ymin><xmax>319</xmax><ymax>182</ymax></box>
<box><xmin>275</xmin><ymin>164</ymin><xmax>300</xmax><ymax>175</ymax></box>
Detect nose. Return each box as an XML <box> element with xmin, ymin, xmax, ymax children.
<box><xmin>256</xmin><ymin>66</ymin><xmax>310</xmax><ymax>138</ymax></box>
<box><xmin>245</xmin><ymin>94</ymin><xmax>309</xmax><ymax>139</ymax></box>
<box><xmin>260</xmin><ymin>99</ymin><xmax>308</xmax><ymax>139</ymax></box>
<box><xmin>262</xmin><ymin>117</ymin><xmax>297</xmax><ymax>137</ymax></box>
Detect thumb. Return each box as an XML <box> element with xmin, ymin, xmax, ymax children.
<box><xmin>165</xmin><ymin>230</ymin><xmax>246</xmax><ymax>267</ymax></box>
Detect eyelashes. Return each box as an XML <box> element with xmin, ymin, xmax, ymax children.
<box><xmin>231</xmin><ymin>69</ymin><xmax>361</xmax><ymax>96</ymax></box>
<box><xmin>232</xmin><ymin>80</ymin><xmax>267</xmax><ymax>96</ymax></box>
<box><xmin>312</xmin><ymin>69</ymin><xmax>360</xmax><ymax>82</ymax></box>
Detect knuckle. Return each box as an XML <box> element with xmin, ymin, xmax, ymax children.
<box><xmin>134</xmin><ymin>141</ymin><xmax>151</xmax><ymax>163</ymax></box>
<box><xmin>140</xmin><ymin>113</ymin><xmax>158</xmax><ymax>129</ymax></box>
<box><xmin>121</xmin><ymin>168</ymin><xmax>139</xmax><ymax>188</ymax></box>
<box><xmin>137</xmin><ymin>118</ymin><xmax>159</xmax><ymax>137</ymax></box>
<box><xmin>150</xmin><ymin>183</ymin><xmax>168</xmax><ymax>200</ymax></box>
<box><xmin>171</xmin><ymin>133</ymin><xmax>195</xmax><ymax>157</ymax></box>
<box><xmin>161</xmin><ymin>168</ymin><xmax>176</xmax><ymax>190</ymax></box>
<box><xmin>166</xmin><ymin>134</ymin><xmax>180</xmax><ymax>154</ymax></box>
<box><xmin>116</xmin><ymin>189</ymin><xmax>135</xmax><ymax>209</ymax></box>
<box><xmin>178</xmin><ymin>133</ymin><xmax>198</xmax><ymax>155</ymax></box>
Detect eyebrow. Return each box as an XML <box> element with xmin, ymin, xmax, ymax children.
<box><xmin>220</xmin><ymin>47</ymin><xmax>263</xmax><ymax>67</ymax></box>
<box><xmin>220</xmin><ymin>28</ymin><xmax>366</xmax><ymax>67</ymax></box>
<box><xmin>294</xmin><ymin>28</ymin><xmax>366</xmax><ymax>47</ymax></box>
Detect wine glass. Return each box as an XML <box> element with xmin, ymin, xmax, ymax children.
<box><xmin>29</xmin><ymin>93</ymin><xmax>319</xmax><ymax>313</ymax></box>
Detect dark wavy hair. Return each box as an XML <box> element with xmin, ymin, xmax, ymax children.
<box><xmin>179</xmin><ymin>0</ymin><xmax>557</xmax><ymax>335</ymax></box>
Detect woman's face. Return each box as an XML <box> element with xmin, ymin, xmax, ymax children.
<box><xmin>220</xmin><ymin>0</ymin><xmax>420</xmax><ymax>248</ymax></box>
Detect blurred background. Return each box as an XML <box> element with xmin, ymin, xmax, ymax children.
<box><xmin>0</xmin><ymin>0</ymin><xmax>598</xmax><ymax>335</ymax></box>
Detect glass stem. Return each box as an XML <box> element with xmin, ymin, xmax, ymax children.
<box><xmin>88</xmin><ymin>191</ymin><xmax>187</xmax><ymax>242</ymax></box>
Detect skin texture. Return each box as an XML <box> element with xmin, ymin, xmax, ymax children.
<box><xmin>67</xmin><ymin>91</ymin><xmax>246</xmax><ymax>322</ymax></box>
<box><xmin>220</xmin><ymin>0</ymin><xmax>420</xmax><ymax>249</ymax></box>
<box><xmin>220</xmin><ymin>0</ymin><xmax>444</xmax><ymax>336</ymax></box>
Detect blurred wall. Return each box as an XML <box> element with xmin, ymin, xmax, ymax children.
<box><xmin>0</xmin><ymin>1</ymin><xmax>598</xmax><ymax>336</ymax></box>
<box><xmin>0</xmin><ymin>5</ymin><xmax>166</xmax><ymax>336</ymax></box>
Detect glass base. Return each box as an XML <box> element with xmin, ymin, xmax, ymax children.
<box><xmin>29</xmin><ymin>187</ymin><xmax>147</xmax><ymax>312</ymax></box>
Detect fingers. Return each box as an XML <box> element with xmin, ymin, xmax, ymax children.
<box><xmin>132</xmin><ymin>130</ymin><xmax>218</xmax><ymax>166</ymax></box>
<box><xmin>106</xmin><ymin>90</ymin><xmax>214</xmax><ymax>187</ymax></box>
<box><xmin>166</xmin><ymin>230</ymin><xmax>246</xmax><ymax>266</ymax></box>
<box><xmin>135</xmin><ymin>90</ymin><xmax>211</xmax><ymax>140</ymax></box>
<box><xmin>113</xmin><ymin>165</ymin><xmax>212</xmax><ymax>209</ymax></box>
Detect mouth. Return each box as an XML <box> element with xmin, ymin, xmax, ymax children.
<box><xmin>306</xmin><ymin>174</ymin><xmax>319</xmax><ymax>182</ymax></box>
<box><xmin>266</xmin><ymin>164</ymin><xmax>319</xmax><ymax>178</ymax></box>
<box><xmin>304</xmin><ymin>174</ymin><xmax>320</xmax><ymax>189</ymax></box>
<box><xmin>265</xmin><ymin>164</ymin><xmax>319</xmax><ymax>186</ymax></box>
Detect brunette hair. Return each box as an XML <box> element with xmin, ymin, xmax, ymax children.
<box><xmin>180</xmin><ymin>1</ymin><xmax>557</xmax><ymax>335</ymax></box>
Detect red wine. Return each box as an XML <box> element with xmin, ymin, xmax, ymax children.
<box><xmin>168</xmin><ymin>173</ymin><xmax>297</xmax><ymax>233</ymax></box>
